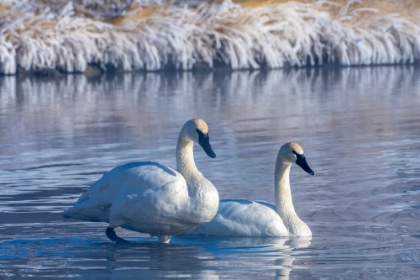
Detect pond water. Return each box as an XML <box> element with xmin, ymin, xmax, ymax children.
<box><xmin>0</xmin><ymin>66</ymin><xmax>420</xmax><ymax>279</ymax></box>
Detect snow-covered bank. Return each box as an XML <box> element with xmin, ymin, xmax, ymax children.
<box><xmin>1</xmin><ymin>0</ymin><xmax>420</xmax><ymax>74</ymax></box>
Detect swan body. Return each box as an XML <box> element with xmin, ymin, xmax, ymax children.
<box><xmin>186</xmin><ymin>142</ymin><xmax>314</xmax><ymax>237</ymax></box>
<box><xmin>63</xmin><ymin>119</ymin><xmax>219</xmax><ymax>243</ymax></box>
<box><xmin>188</xmin><ymin>199</ymin><xmax>289</xmax><ymax>236</ymax></box>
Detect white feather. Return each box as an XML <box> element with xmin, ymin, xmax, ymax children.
<box><xmin>186</xmin><ymin>142</ymin><xmax>313</xmax><ymax>237</ymax></box>
<box><xmin>63</xmin><ymin>119</ymin><xmax>219</xmax><ymax>243</ymax></box>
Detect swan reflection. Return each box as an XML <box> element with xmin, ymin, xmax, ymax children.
<box><xmin>177</xmin><ymin>236</ymin><xmax>312</xmax><ymax>280</ymax></box>
<box><xmin>0</xmin><ymin>235</ymin><xmax>310</xmax><ymax>279</ymax></box>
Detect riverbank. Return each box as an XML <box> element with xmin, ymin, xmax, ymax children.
<box><xmin>1</xmin><ymin>0</ymin><xmax>419</xmax><ymax>75</ymax></box>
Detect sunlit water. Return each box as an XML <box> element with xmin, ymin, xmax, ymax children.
<box><xmin>0</xmin><ymin>67</ymin><xmax>420</xmax><ymax>279</ymax></box>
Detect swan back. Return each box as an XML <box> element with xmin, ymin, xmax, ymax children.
<box><xmin>186</xmin><ymin>199</ymin><xmax>289</xmax><ymax>237</ymax></box>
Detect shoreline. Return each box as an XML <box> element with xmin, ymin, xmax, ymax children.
<box><xmin>2</xmin><ymin>63</ymin><xmax>419</xmax><ymax>81</ymax></box>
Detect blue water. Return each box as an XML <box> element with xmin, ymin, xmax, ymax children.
<box><xmin>0</xmin><ymin>67</ymin><xmax>420</xmax><ymax>279</ymax></box>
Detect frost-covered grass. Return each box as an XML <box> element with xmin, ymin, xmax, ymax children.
<box><xmin>0</xmin><ymin>0</ymin><xmax>420</xmax><ymax>74</ymax></box>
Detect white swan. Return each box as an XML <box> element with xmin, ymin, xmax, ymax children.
<box><xmin>63</xmin><ymin>118</ymin><xmax>219</xmax><ymax>243</ymax></box>
<box><xmin>186</xmin><ymin>142</ymin><xmax>314</xmax><ymax>237</ymax></box>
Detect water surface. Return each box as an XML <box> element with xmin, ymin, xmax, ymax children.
<box><xmin>0</xmin><ymin>67</ymin><xmax>420</xmax><ymax>279</ymax></box>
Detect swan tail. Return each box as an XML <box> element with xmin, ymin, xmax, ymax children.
<box><xmin>63</xmin><ymin>198</ymin><xmax>110</xmax><ymax>222</ymax></box>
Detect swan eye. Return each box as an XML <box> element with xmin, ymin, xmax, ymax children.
<box><xmin>196</xmin><ymin>128</ymin><xmax>209</xmax><ymax>140</ymax></box>
<box><xmin>292</xmin><ymin>150</ymin><xmax>304</xmax><ymax>160</ymax></box>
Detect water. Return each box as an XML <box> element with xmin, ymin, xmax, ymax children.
<box><xmin>0</xmin><ymin>66</ymin><xmax>420</xmax><ymax>279</ymax></box>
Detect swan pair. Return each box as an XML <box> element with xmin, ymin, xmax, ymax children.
<box><xmin>63</xmin><ymin>119</ymin><xmax>314</xmax><ymax>243</ymax></box>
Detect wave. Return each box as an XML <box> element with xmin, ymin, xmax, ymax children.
<box><xmin>0</xmin><ymin>0</ymin><xmax>420</xmax><ymax>74</ymax></box>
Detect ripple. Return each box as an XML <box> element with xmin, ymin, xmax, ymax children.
<box><xmin>1</xmin><ymin>67</ymin><xmax>420</xmax><ymax>279</ymax></box>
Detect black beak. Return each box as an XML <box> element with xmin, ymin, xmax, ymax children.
<box><xmin>196</xmin><ymin>129</ymin><xmax>216</xmax><ymax>158</ymax></box>
<box><xmin>294</xmin><ymin>151</ymin><xmax>314</xmax><ymax>175</ymax></box>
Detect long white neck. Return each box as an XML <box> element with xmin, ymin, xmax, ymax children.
<box><xmin>175</xmin><ymin>128</ymin><xmax>219</xmax><ymax>223</ymax></box>
<box><xmin>176</xmin><ymin>131</ymin><xmax>200</xmax><ymax>180</ymax></box>
<box><xmin>274</xmin><ymin>157</ymin><xmax>311</xmax><ymax>236</ymax></box>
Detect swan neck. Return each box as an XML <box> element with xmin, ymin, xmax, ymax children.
<box><xmin>275</xmin><ymin>157</ymin><xmax>310</xmax><ymax>235</ymax></box>
<box><xmin>175</xmin><ymin>127</ymin><xmax>219</xmax><ymax>224</ymax></box>
<box><xmin>176</xmin><ymin>131</ymin><xmax>199</xmax><ymax>178</ymax></box>
<box><xmin>275</xmin><ymin>161</ymin><xmax>296</xmax><ymax>216</ymax></box>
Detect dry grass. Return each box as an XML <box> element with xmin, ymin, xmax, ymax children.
<box><xmin>234</xmin><ymin>0</ymin><xmax>420</xmax><ymax>9</ymax></box>
<box><xmin>1</xmin><ymin>0</ymin><xmax>420</xmax><ymax>74</ymax></box>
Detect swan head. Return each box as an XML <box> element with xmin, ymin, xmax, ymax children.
<box><xmin>279</xmin><ymin>142</ymin><xmax>314</xmax><ymax>175</ymax></box>
<box><xmin>182</xmin><ymin>118</ymin><xmax>216</xmax><ymax>158</ymax></box>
